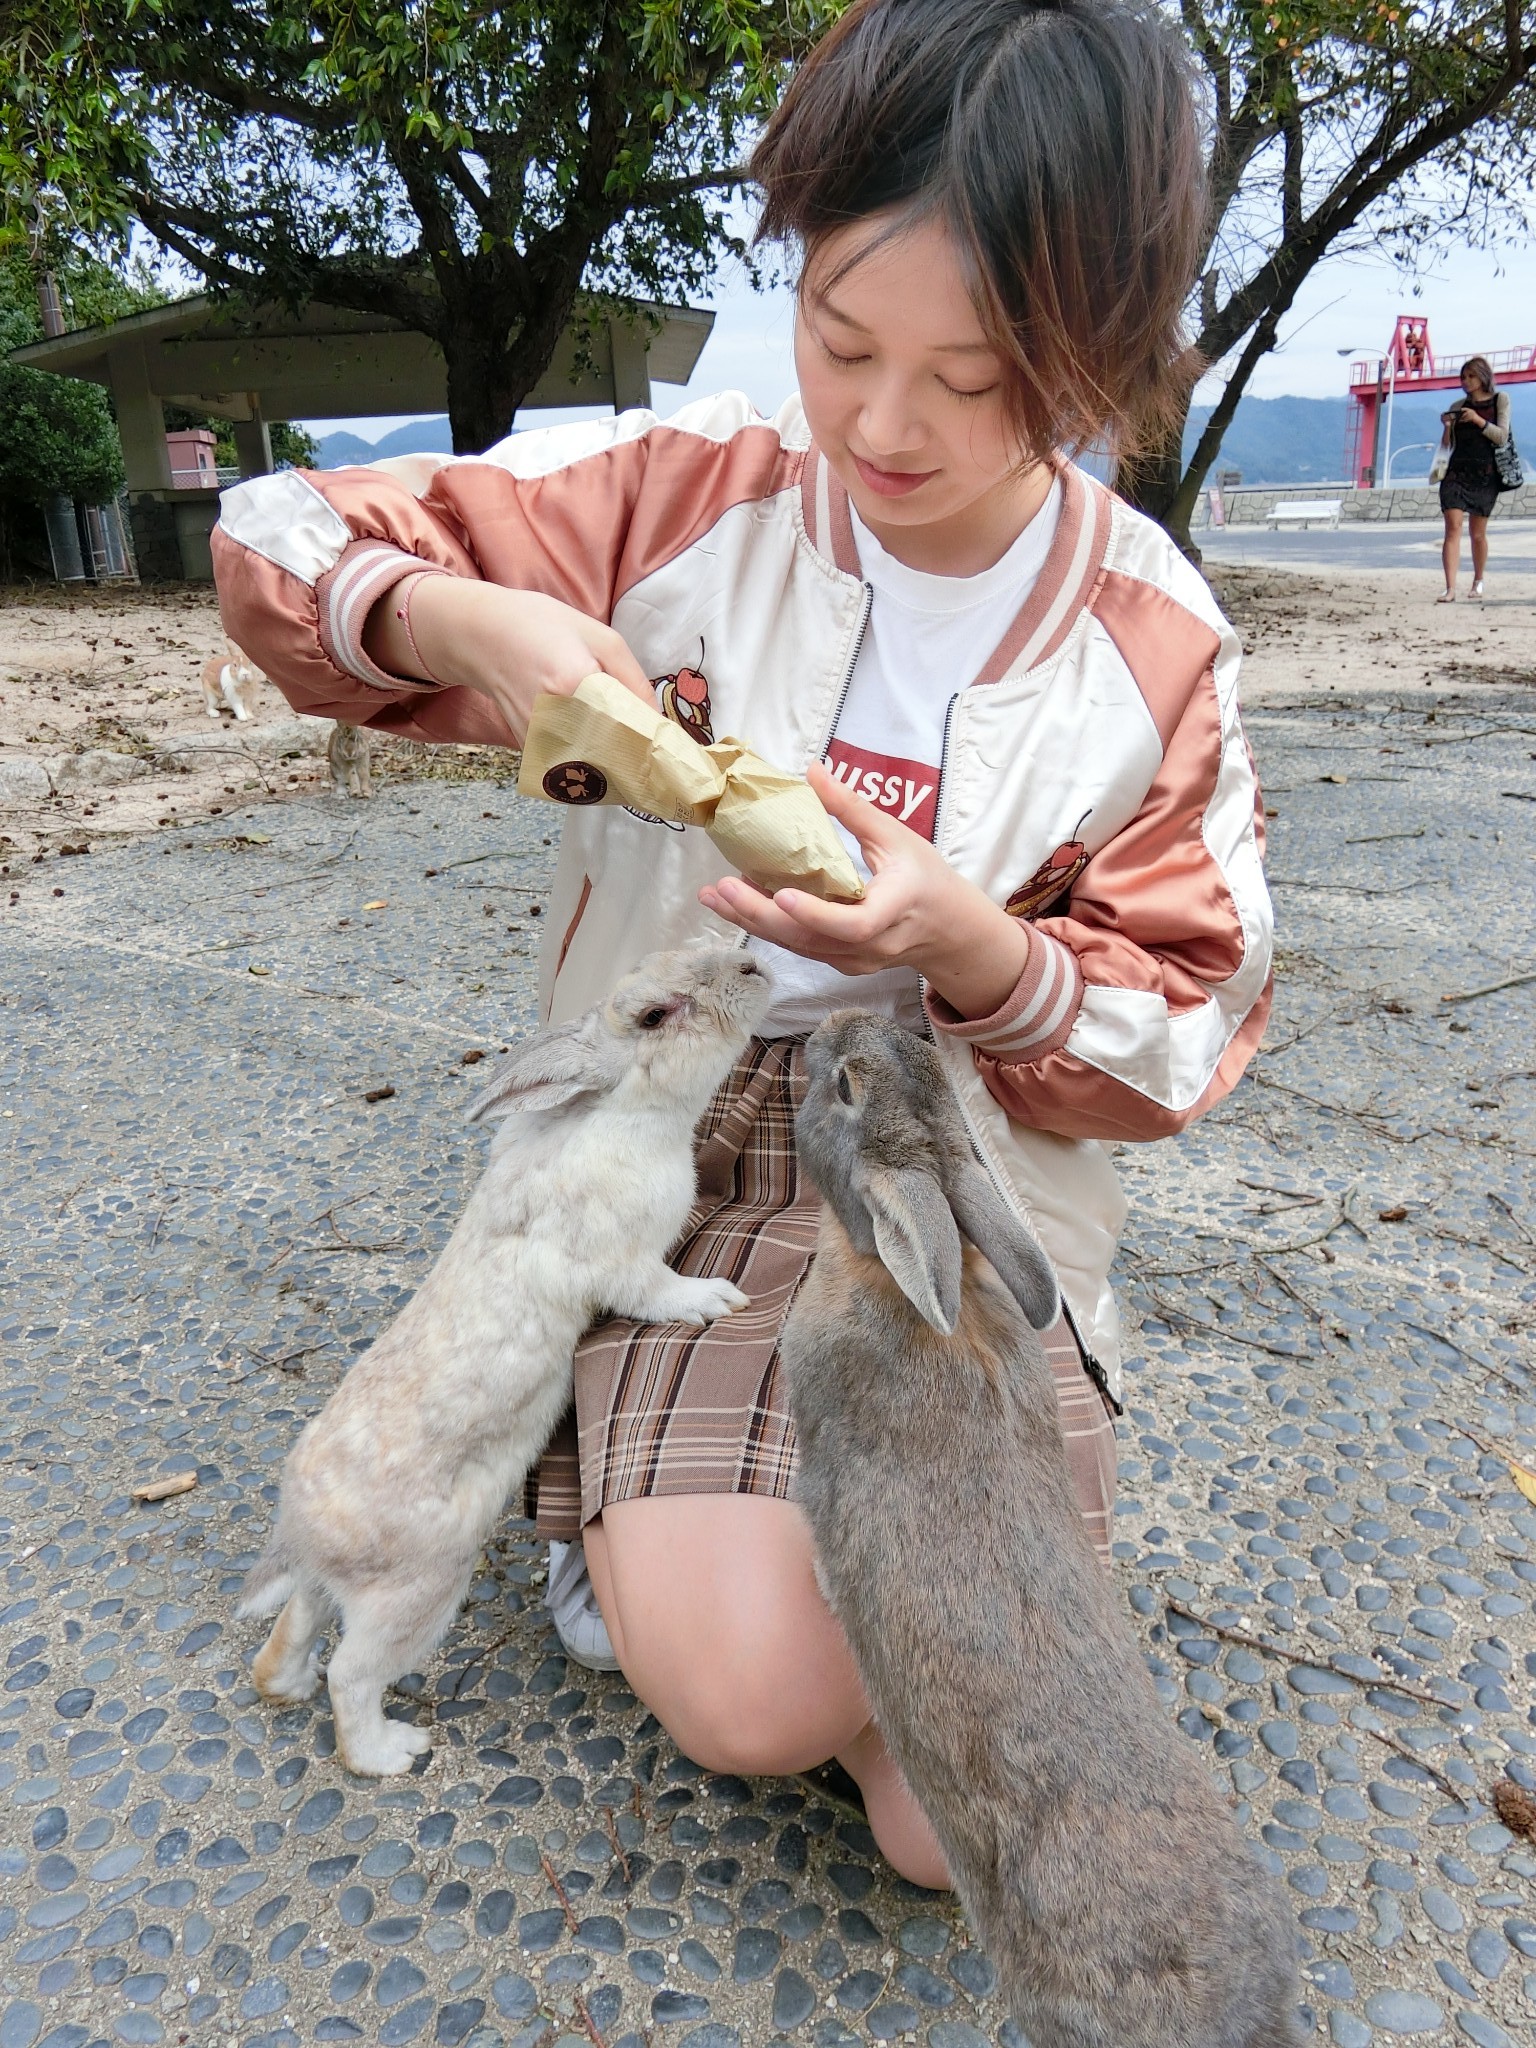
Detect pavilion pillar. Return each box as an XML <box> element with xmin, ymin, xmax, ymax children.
<box><xmin>106</xmin><ymin>338</ymin><xmax>184</xmax><ymax>579</ymax></box>
<box><xmin>609</xmin><ymin>319</ymin><xmax>653</xmax><ymax>412</ymax></box>
<box><xmin>107</xmin><ymin>339</ymin><xmax>173</xmax><ymax>491</ymax></box>
<box><xmin>233</xmin><ymin>397</ymin><xmax>274</xmax><ymax>477</ymax></box>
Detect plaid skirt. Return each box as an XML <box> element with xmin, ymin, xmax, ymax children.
<box><xmin>530</xmin><ymin>1037</ymin><xmax>1119</xmax><ymax>1561</ymax></box>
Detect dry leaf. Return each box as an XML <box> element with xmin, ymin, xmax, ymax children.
<box><xmin>363</xmin><ymin>899</ymin><xmax>388</xmax><ymax>910</ymax></box>
<box><xmin>1377</xmin><ymin>1205</ymin><xmax>1408</xmax><ymax>1222</ymax></box>
<box><xmin>1320</xmin><ymin>772</ymin><xmax>1348</xmax><ymax>785</ymax></box>
<box><xmin>1491</xmin><ymin>1776</ymin><xmax>1536</xmax><ymax>1839</ymax></box>
<box><xmin>461</xmin><ymin>1049</ymin><xmax>485</xmax><ymax>1065</ymax></box>
<box><xmin>1510</xmin><ymin>1460</ymin><xmax>1536</xmax><ymax>1508</ymax></box>
<box><xmin>363</xmin><ymin>1085</ymin><xmax>396</xmax><ymax>1103</ymax></box>
<box><xmin>248</xmin><ymin>964</ymin><xmax>271</xmax><ymax>976</ymax></box>
<box><xmin>133</xmin><ymin>1472</ymin><xmax>197</xmax><ymax>1503</ymax></box>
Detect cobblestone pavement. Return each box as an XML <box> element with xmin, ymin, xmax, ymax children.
<box><xmin>3</xmin><ymin>691</ymin><xmax>1535</xmax><ymax>2048</ymax></box>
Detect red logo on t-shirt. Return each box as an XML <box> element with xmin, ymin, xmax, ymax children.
<box><xmin>824</xmin><ymin>739</ymin><xmax>939</xmax><ymax>841</ymax></box>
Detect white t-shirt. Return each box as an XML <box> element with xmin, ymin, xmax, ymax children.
<box><xmin>756</xmin><ymin>481</ymin><xmax>1062</xmax><ymax>1035</ymax></box>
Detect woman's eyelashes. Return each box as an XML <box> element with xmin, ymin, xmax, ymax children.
<box><xmin>809</xmin><ymin>322</ymin><xmax>998</xmax><ymax>402</ymax></box>
<box><xmin>938</xmin><ymin>377</ymin><xmax>997</xmax><ymax>403</ymax></box>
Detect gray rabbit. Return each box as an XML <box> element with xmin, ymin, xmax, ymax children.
<box><xmin>780</xmin><ymin>1012</ymin><xmax>1304</xmax><ymax>2048</ymax></box>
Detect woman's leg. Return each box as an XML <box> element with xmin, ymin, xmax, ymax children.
<box><xmin>583</xmin><ymin>1494</ymin><xmax>950</xmax><ymax>1888</ymax></box>
<box><xmin>1440</xmin><ymin>507</ymin><xmax>1463</xmax><ymax>596</ymax></box>
<box><xmin>1470</xmin><ymin>513</ymin><xmax>1490</xmax><ymax>586</ymax></box>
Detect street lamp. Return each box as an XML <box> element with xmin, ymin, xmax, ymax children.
<box><xmin>1384</xmin><ymin>441</ymin><xmax>1437</xmax><ymax>486</ymax></box>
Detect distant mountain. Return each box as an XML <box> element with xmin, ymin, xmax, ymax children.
<box><xmin>312</xmin><ymin>390</ymin><xmax>1498</xmax><ymax>486</ymax></box>
<box><xmin>313</xmin><ymin>417</ymin><xmax>455</xmax><ymax>468</ymax></box>
<box><xmin>311</xmin><ymin>430</ymin><xmax>378</xmax><ymax>468</ymax></box>
<box><xmin>1184</xmin><ymin>392</ymin><xmax>1470</xmax><ymax>487</ymax></box>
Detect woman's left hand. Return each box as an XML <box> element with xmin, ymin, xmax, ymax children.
<box><xmin>698</xmin><ymin>759</ymin><xmax>1031</xmax><ymax>1020</ymax></box>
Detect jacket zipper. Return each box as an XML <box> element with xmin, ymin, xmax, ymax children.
<box><xmin>920</xmin><ymin>689</ymin><xmax>1120</xmax><ymax>1414</ymax></box>
<box><xmin>819</xmin><ymin>581</ymin><xmax>872</xmax><ymax>759</ymax></box>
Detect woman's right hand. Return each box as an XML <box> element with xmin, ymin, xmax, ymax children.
<box><xmin>363</xmin><ymin>576</ymin><xmax>654</xmax><ymax>744</ymax></box>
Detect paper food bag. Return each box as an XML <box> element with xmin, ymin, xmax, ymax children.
<box><xmin>518</xmin><ymin>672</ymin><xmax>865</xmax><ymax>903</ymax></box>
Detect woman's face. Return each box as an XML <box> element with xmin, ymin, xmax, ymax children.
<box><xmin>1463</xmin><ymin>368</ymin><xmax>1489</xmax><ymax>399</ymax></box>
<box><xmin>794</xmin><ymin>214</ymin><xmax>1045</xmax><ymax>570</ymax></box>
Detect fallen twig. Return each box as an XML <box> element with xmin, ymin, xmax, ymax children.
<box><xmin>227</xmin><ymin>1343</ymin><xmax>324</xmax><ymax>1385</ymax></box>
<box><xmin>1441</xmin><ymin>970</ymin><xmax>1536</xmax><ymax>1006</ymax></box>
<box><xmin>600</xmin><ymin>1805</ymin><xmax>631</xmax><ymax>1884</ymax></box>
<box><xmin>1236</xmin><ymin>1178</ymin><xmax>1326</xmax><ymax>1206</ymax></box>
<box><xmin>437</xmin><ymin>851</ymin><xmax>545</xmax><ymax>876</ymax></box>
<box><xmin>571</xmin><ymin>1992</ymin><xmax>609</xmax><ymax>2048</ymax></box>
<box><xmin>133</xmin><ymin>1472</ymin><xmax>197</xmax><ymax>1503</ymax></box>
<box><xmin>1267</xmin><ymin>878</ymin><xmax>1428</xmax><ymax>897</ymax></box>
<box><xmin>1144</xmin><ymin>1291</ymin><xmax>1313</xmax><ymax>1359</ymax></box>
<box><xmin>1358</xmin><ymin>1723</ymin><xmax>1461</xmax><ymax>1801</ymax></box>
<box><xmin>1344</xmin><ymin>827</ymin><xmax>1426</xmax><ymax>846</ymax></box>
<box><xmin>1487</xmin><ymin>1190</ymin><xmax>1536</xmax><ymax>1248</ymax></box>
<box><xmin>1405</xmin><ymin>1322</ymin><xmax>1533</xmax><ymax>1398</ymax></box>
<box><xmin>1163</xmin><ymin>1599</ymin><xmax>1455</xmax><ymax>1712</ymax></box>
<box><xmin>540</xmin><ymin>1852</ymin><xmax>582</xmax><ymax>1936</ymax></box>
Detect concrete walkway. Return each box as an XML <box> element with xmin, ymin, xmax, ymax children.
<box><xmin>3</xmin><ymin>690</ymin><xmax>1535</xmax><ymax>2048</ymax></box>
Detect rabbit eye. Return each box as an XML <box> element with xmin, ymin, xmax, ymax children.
<box><xmin>638</xmin><ymin>1006</ymin><xmax>669</xmax><ymax>1030</ymax></box>
<box><xmin>836</xmin><ymin>1069</ymin><xmax>854</xmax><ymax>1106</ymax></box>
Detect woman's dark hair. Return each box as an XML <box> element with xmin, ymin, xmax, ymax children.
<box><xmin>751</xmin><ymin>0</ymin><xmax>1206</xmax><ymax>461</ymax></box>
<box><xmin>1461</xmin><ymin>356</ymin><xmax>1496</xmax><ymax>394</ymax></box>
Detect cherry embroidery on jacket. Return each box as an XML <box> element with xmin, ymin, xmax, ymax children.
<box><xmin>1004</xmin><ymin>811</ymin><xmax>1092</xmax><ymax>921</ymax></box>
<box><xmin>656</xmin><ymin>644</ymin><xmax>714</xmax><ymax>745</ymax></box>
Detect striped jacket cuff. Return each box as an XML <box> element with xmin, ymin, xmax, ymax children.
<box><xmin>316</xmin><ymin>540</ymin><xmax>450</xmax><ymax>691</ymax></box>
<box><xmin>926</xmin><ymin>925</ymin><xmax>1084</xmax><ymax>1065</ymax></box>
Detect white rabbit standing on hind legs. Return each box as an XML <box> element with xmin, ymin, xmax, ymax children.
<box><xmin>238</xmin><ymin>943</ymin><xmax>772</xmax><ymax>1776</ymax></box>
<box><xmin>782</xmin><ymin>1012</ymin><xmax>1305</xmax><ymax>2048</ymax></box>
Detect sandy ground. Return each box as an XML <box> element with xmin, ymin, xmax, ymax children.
<box><xmin>1209</xmin><ymin>563</ymin><xmax>1536</xmax><ymax>700</ymax></box>
<box><xmin>0</xmin><ymin>585</ymin><xmax>508</xmax><ymax>867</ymax></box>
<box><xmin>3</xmin><ymin>562</ymin><xmax>1533</xmax><ymax>878</ymax></box>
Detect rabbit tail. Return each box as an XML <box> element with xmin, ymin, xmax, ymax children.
<box><xmin>237</xmin><ymin>1547</ymin><xmax>296</xmax><ymax>1620</ymax></box>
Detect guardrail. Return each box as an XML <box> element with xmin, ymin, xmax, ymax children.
<box><xmin>1193</xmin><ymin>480</ymin><xmax>1536</xmax><ymax>529</ymax></box>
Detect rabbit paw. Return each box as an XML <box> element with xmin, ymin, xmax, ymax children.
<box><xmin>646</xmin><ymin>1275</ymin><xmax>750</xmax><ymax>1326</ymax></box>
<box><xmin>337</xmin><ymin>1716</ymin><xmax>433</xmax><ymax>1777</ymax></box>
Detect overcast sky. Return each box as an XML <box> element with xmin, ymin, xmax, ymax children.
<box><xmin>305</xmin><ymin>236</ymin><xmax>1536</xmax><ymax>443</ymax></box>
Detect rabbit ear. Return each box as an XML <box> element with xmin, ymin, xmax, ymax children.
<box><xmin>465</xmin><ymin>1014</ymin><xmax>615</xmax><ymax>1123</ymax></box>
<box><xmin>861</xmin><ymin>1166</ymin><xmax>963</xmax><ymax>1335</ymax></box>
<box><xmin>946</xmin><ymin>1160</ymin><xmax>1060</xmax><ymax>1331</ymax></box>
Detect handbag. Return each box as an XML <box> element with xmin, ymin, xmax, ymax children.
<box><xmin>1428</xmin><ymin>434</ymin><xmax>1449</xmax><ymax>485</ymax></box>
<box><xmin>1495</xmin><ymin>431</ymin><xmax>1523</xmax><ymax>492</ymax></box>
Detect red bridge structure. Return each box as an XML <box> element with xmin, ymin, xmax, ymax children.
<box><xmin>1346</xmin><ymin>316</ymin><xmax>1536</xmax><ymax>488</ymax></box>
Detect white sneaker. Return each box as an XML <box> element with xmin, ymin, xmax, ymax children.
<box><xmin>545</xmin><ymin>1539</ymin><xmax>621</xmax><ymax>1672</ymax></box>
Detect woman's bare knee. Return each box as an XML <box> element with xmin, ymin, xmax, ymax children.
<box><xmin>657</xmin><ymin>1657</ymin><xmax>857</xmax><ymax>1777</ymax></box>
<box><xmin>590</xmin><ymin>1495</ymin><xmax>869</xmax><ymax>1775</ymax></box>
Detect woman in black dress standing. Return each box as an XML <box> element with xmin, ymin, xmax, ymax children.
<box><xmin>1438</xmin><ymin>355</ymin><xmax>1511</xmax><ymax>602</ymax></box>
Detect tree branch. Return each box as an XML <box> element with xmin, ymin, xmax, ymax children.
<box><xmin>1196</xmin><ymin>35</ymin><xmax>1536</xmax><ymax>370</ymax></box>
<box><xmin>632</xmin><ymin>163</ymin><xmax>747</xmax><ymax>205</ymax></box>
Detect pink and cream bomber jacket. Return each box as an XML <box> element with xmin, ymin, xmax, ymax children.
<box><xmin>212</xmin><ymin>391</ymin><xmax>1274</xmax><ymax>1400</ymax></box>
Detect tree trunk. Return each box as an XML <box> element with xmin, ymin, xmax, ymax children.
<box><xmin>1114</xmin><ymin>400</ymin><xmax>1198</xmax><ymax>560</ymax></box>
<box><xmin>441</xmin><ymin>321</ymin><xmax>536</xmax><ymax>454</ymax></box>
<box><xmin>437</xmin><ymin>258</ymin><xmax>591</xmax><ymax>453</ymax></box>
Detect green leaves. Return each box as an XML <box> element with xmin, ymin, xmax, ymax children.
<box><xmin>0</xmin><ymin>3</ymin><xmax>847</xmax><ymax>444</ymax></box>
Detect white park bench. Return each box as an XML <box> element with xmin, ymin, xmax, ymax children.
<box><xmin>1267</xmin><ymin>498</ymin><xmax>1342</xmax><ymax>530</ymax></box>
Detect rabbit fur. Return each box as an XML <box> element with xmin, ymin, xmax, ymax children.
<box><xmin>781</xmin><ymin>1013</ymin><xmax>1304</xmax><ymax>2048</ymax></box>
<box><xmin>327</xmin><ymin>720</ymin><xmax>373</xmax><ymax>798</ymax></box>
<box><xmin>239</xmin><ymin>942</ymin><xmax>772</xmax><ymax>1775</ymax></box>
<box><xmin>198</xmin><ymin>638</ymin><xmax>262</xmax><ymax>720</ymax></box>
